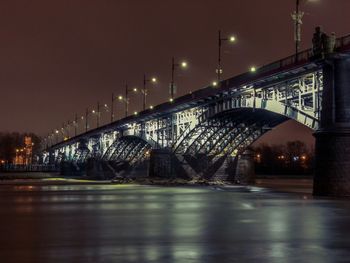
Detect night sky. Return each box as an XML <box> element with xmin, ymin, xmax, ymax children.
<box><xmin>1</xmin><ymin>0</ymin><xmax>349</xmax><ymax>147</ymax></box>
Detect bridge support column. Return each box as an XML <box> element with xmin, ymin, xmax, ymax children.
<box><xmin>233</xmin><ymin>148</ymin><xmax>255</xmax><ymax>185</ymax></box>
<box><xmin>314</xmin><ymin>55</ymin><xmax>350</xmax><ymax>196</ymax></box>
<box><xmin>149</xmin><ymin>149</ymin><xmax>174</xmax><ymax>178</ymax></box>
<box><xmin>149</xmin><ymin>149</ymin><xmax>190</xmax><ymax>179</ymax></box>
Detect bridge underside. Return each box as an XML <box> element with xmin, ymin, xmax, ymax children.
<box><xmin>169</xmin><ymin>108</ymin><xmax>288</xmax><ymax>180</ymax></box>
<box><xmin>53</xmin><ymin>108</ymin><xmax>290</xmax><ymax>180</ymax></box>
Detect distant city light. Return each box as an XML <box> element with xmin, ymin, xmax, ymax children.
<box><xmin>250</xmin><ymin>66</ymin><xmax>257</xmax><ymax>72</ymax></box>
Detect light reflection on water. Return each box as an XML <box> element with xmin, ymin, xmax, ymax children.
<box><xmin>0</xmin><ymin>184</ymin><xmax>349</xmax><ymax>262</ymax></box>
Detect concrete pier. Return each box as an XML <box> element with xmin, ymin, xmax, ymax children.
<box><xmin>314</xmin><ymin>55</ymin><xmax>350</xmax><ymax>196</ymax></box>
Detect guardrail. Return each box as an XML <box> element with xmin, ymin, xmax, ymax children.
<box><xmin>0</xmin><ymin>164</ymin><xmax>58</xmax><ymax>172</ymax></box>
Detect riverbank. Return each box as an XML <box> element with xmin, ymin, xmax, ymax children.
<box><xmin>0</xmin><ymin>172</ymin><xmax>313</xmax><ymax>194</ymax></box>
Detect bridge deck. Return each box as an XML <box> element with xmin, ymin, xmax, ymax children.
<box><xmin>49</xmin><ymin>34</ymin><xmax>350</xmax><ymax>150</ymax></box>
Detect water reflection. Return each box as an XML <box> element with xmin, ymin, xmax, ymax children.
<box><xmin>0</xmin><ymin>184</ymin><xmax>349</xmax><ymax>262</ymax></box>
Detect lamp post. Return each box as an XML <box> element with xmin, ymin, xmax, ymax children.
<box><xmin>91</xmin><ymin>102</ymin><xmax>108</xmax><ymax>128</ymax></box>
<box><xmin>117</xmin><ymin>83</ymin><xmax>138</xmax><ymax>118</ymax></box>
<box><xmin>111</xmin><ymin>93</ymin><xmax>115</xmax><ymax>123</ymax></box>
<box><xmin>55</xmin><ymin>129</ymin><xmax>59</xmax><ymax>143</ymax></box>
<box><xmin>65</xmin><ymin>121</ymin><xmax>70</xmax><ymax>139</ymax></box>
<box><xmin>292</xmin><ymin>0</ymin><xmax>304</xmax><ymax>62</ymax></box>
<box><xmin>170</xmin><ymin>57</ymin><xmax>187</xmax><ymax>100</ymax></box>
<box><xmin>74</xmin><ymin>113</ymin><xmax>78</xmax><ymax>136</ymax></box>
<box><xmin>85</xmin><ymin>108</ymin><xmax>89</xmax><ymax>132</ymax></box>
<box><xmin>217</xmin><ymin>30</ymin><xmax>236</xmax><ymax>84</ymax></box>
<box><xmin>142</xmin><ymin>74</ymin><xmax>157</xmax><ymax>111</ymax></box>
<box><xmin>96</xmin><ymin>102</ymin><xmax>100</xmax><ymax>128</ymax></box>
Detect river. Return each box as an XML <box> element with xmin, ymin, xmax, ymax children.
<box><xmin>0</xmin><ymin>181</ymin><xmax>349</xmax><ymax>262</ymax></box>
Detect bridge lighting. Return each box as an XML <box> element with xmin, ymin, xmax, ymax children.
<box><xmin>170</xmin><ymin>57</ymin><xmax>189</xmax><ymax>100</ymax></box>
<box><xmin>250</xmin><ymin>66</ymin><xmax>257</xmax><ymax>72</ymax></box>
<box><xmin>150</xmin><ymin>105</ymin><xmax>154</xmax><ymax>109</ymax></box>
<box><xmin>292</xmin><ymin>0</ymin><xmax>318</xmax><ymax>62</ymax></box>
<box><xmin>217</xmin><ymin>30</ymin><xmax>237</xmax><ymax>83</ymax></box>
<box><xmin>134</xmin><ymin>111</ymin><xmax>138</xmax><ymax>115</ymax></box>
<box><xmin>169</xmin><ymin>98</ymin><xmax>174</xmax><ymax>103</ymax></box>
<box><xmin>212</xmin><ymin>81</ymin><xmax>218</xmax><ymax>87</ymax></box>
<box><xmin>229</xmin><ymin>36</ymin><xmax>236</xmax><ymax>42</ymax></box>
<box><xmin>142</xmin><ymin>74</ymin><xmax>158</xmax><ymax>111</ymax></box>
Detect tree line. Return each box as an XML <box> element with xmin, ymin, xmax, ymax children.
<box><xmin>253</xmin><ymin>141</ymin><xmax>314</xmax><ymax>175</ymax></box>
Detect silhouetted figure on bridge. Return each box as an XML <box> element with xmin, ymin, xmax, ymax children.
<box><xmin>312</xmin><ymin>26</ymin><xmax>336</xmax><ymax>59</ymax></box>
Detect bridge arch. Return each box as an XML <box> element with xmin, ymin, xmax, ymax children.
<box><xmin>103</xmin><ymin>135</ymin><xmax>152</xmax><ymax>164</ymax></box>
<box><xmin>173</xmin><ymin>108</ymin><xmax>289</xmax><ymax>179</ymax></box>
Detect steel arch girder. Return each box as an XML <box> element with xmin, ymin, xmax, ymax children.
<box><xmin>185</xmin><ymin>117</ymin><xmax>238</xmax><ymax>156</ymax></box>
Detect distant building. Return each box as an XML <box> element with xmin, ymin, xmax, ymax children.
<box><xmin>13</xmin><ymin>136</ymin><xmax>34</xmax><ymax>165</ymax></box>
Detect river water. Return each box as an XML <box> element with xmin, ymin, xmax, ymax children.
<box><xmin>0</xmin><ymin>182</ymin><xmax>350</xmax><ymax>263</ymax></box>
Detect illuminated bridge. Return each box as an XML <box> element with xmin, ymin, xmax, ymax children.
<box><xmin>42</xmin><ymin>34</ymin><xmax>350</xmax><ymax>196</ymax></box>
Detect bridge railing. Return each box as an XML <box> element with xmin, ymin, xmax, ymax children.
<box><xmin>254</xmin><ymin>34</ymin><xmax>350</xmax><ymax>80</ymax></box>
<box><xmin>336</xmin><ymin>34</ymin><xmax>350</xmax><ymax>50</ymax></box>
<box><xmin>0</xmin><ymin>164</ymin><xmax>58</xmax><ymax>172</ymax></box>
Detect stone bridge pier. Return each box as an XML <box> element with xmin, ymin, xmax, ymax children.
<box><xmin>314</xmin><ymin>55</ymin><xmax>350</xmax><ymax>196</ymax></box>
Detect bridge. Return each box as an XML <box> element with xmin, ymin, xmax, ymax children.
<box><xmin>42</xmin><ymin>33</ymin><xmax>350</xmax><ymax>197</ymax></box>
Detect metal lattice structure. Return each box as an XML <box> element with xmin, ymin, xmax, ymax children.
<box><xmin>43</xmin><ymin>34</ymin><xmax>350</xmax><ymax>179</ymax></box>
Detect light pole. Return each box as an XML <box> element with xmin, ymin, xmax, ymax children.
<box><xmin>55</xmin><ymin>129</ymin><xmax>59</xmax><ymax>143</ymax></box>
<box><xmin>65</xmin><ymin>121</ymin><xmax>70</xmax><ymax>139</ymax></box>
<box><xmin>170</xmin><ymin>57</ymin><xmax>187</xmax><ymax>100</ymax></box>
<box><xmin>111</xmin><ymin>93</ymin><xmax>115</xmax><ymax>123</ymax></box>
<box><xmin>292</xmin><ymin>0</ymin><xmax>304</xmax><ymax>62</ymax></box>
<box><xmin>91</xmin><ymin>102</ymin><xmax>108</xmax><ymax>128</ymax></box>
<box><xmin>142</xmin><ymin>74</ymin><xmax>157</xmax><ymax>111</ymax></box>
<box><xmin>123</xmin><ymin>83</ymin><xmax>138</xmax><ymax>117</ymax></box>
<box><xmin>217</xmin><ymin>30</ymin><xmax>236</xmax><ymax>84</ymax></box>
<box><xmin>85</xmin><ymin>108</ymin><xmax>89</xmax><ymax>132</ymax></box>
<box><xmin>74</xmin><ymin>113</ymin><xmax>78</xmax><ymax>136</ymax></box>
<box><xmin>118</xmin><ymin>84</ymin><xmax>138</xmax><ymax>117</ymax></box>
<box><xmin>96</xmin><ymin>102</ymin><xmax>100</xmax><ymax>128</ymax></box>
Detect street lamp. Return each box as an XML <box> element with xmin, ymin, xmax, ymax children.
<box><xmin>292</xmin><ymin>0</ymin><xmax>304</xmax><ymax>61</ymax></box>
<box><xmin>55</xmin><ymin>129</ymin><xmax>59</xmax><ymax>143</ymax></box>
<box><xmin>170</xmin><ymin>57</ymin><xmax>188</xmax><ymax>100</ymax></box>
<box><xmin>91</xmin><ymin>102</ymin><xmax>108</xmax><ymax>128</ymax></box>
<box><xmin>142</xmin><ymin>74</ymin><xmax>157</xmax><ymax>111</ymax></box>
<box><xmin>217</xmin><ymin>30</ymin><xmax>236</xmax><ymax>84</ymax></box>
<box><xmin>292</xmin><ymin>0</ymin><xmax>318</xmax><ymax>62</ymax></box>
<box><xmin>73</xmin><ymin>113</ymin><xmax>78</xmax><ymax>136</ymax></box>
<box><xmin>117</xmin><ymin>83</ymin><xmax>138</xmax><ymax>118</ymax></box>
